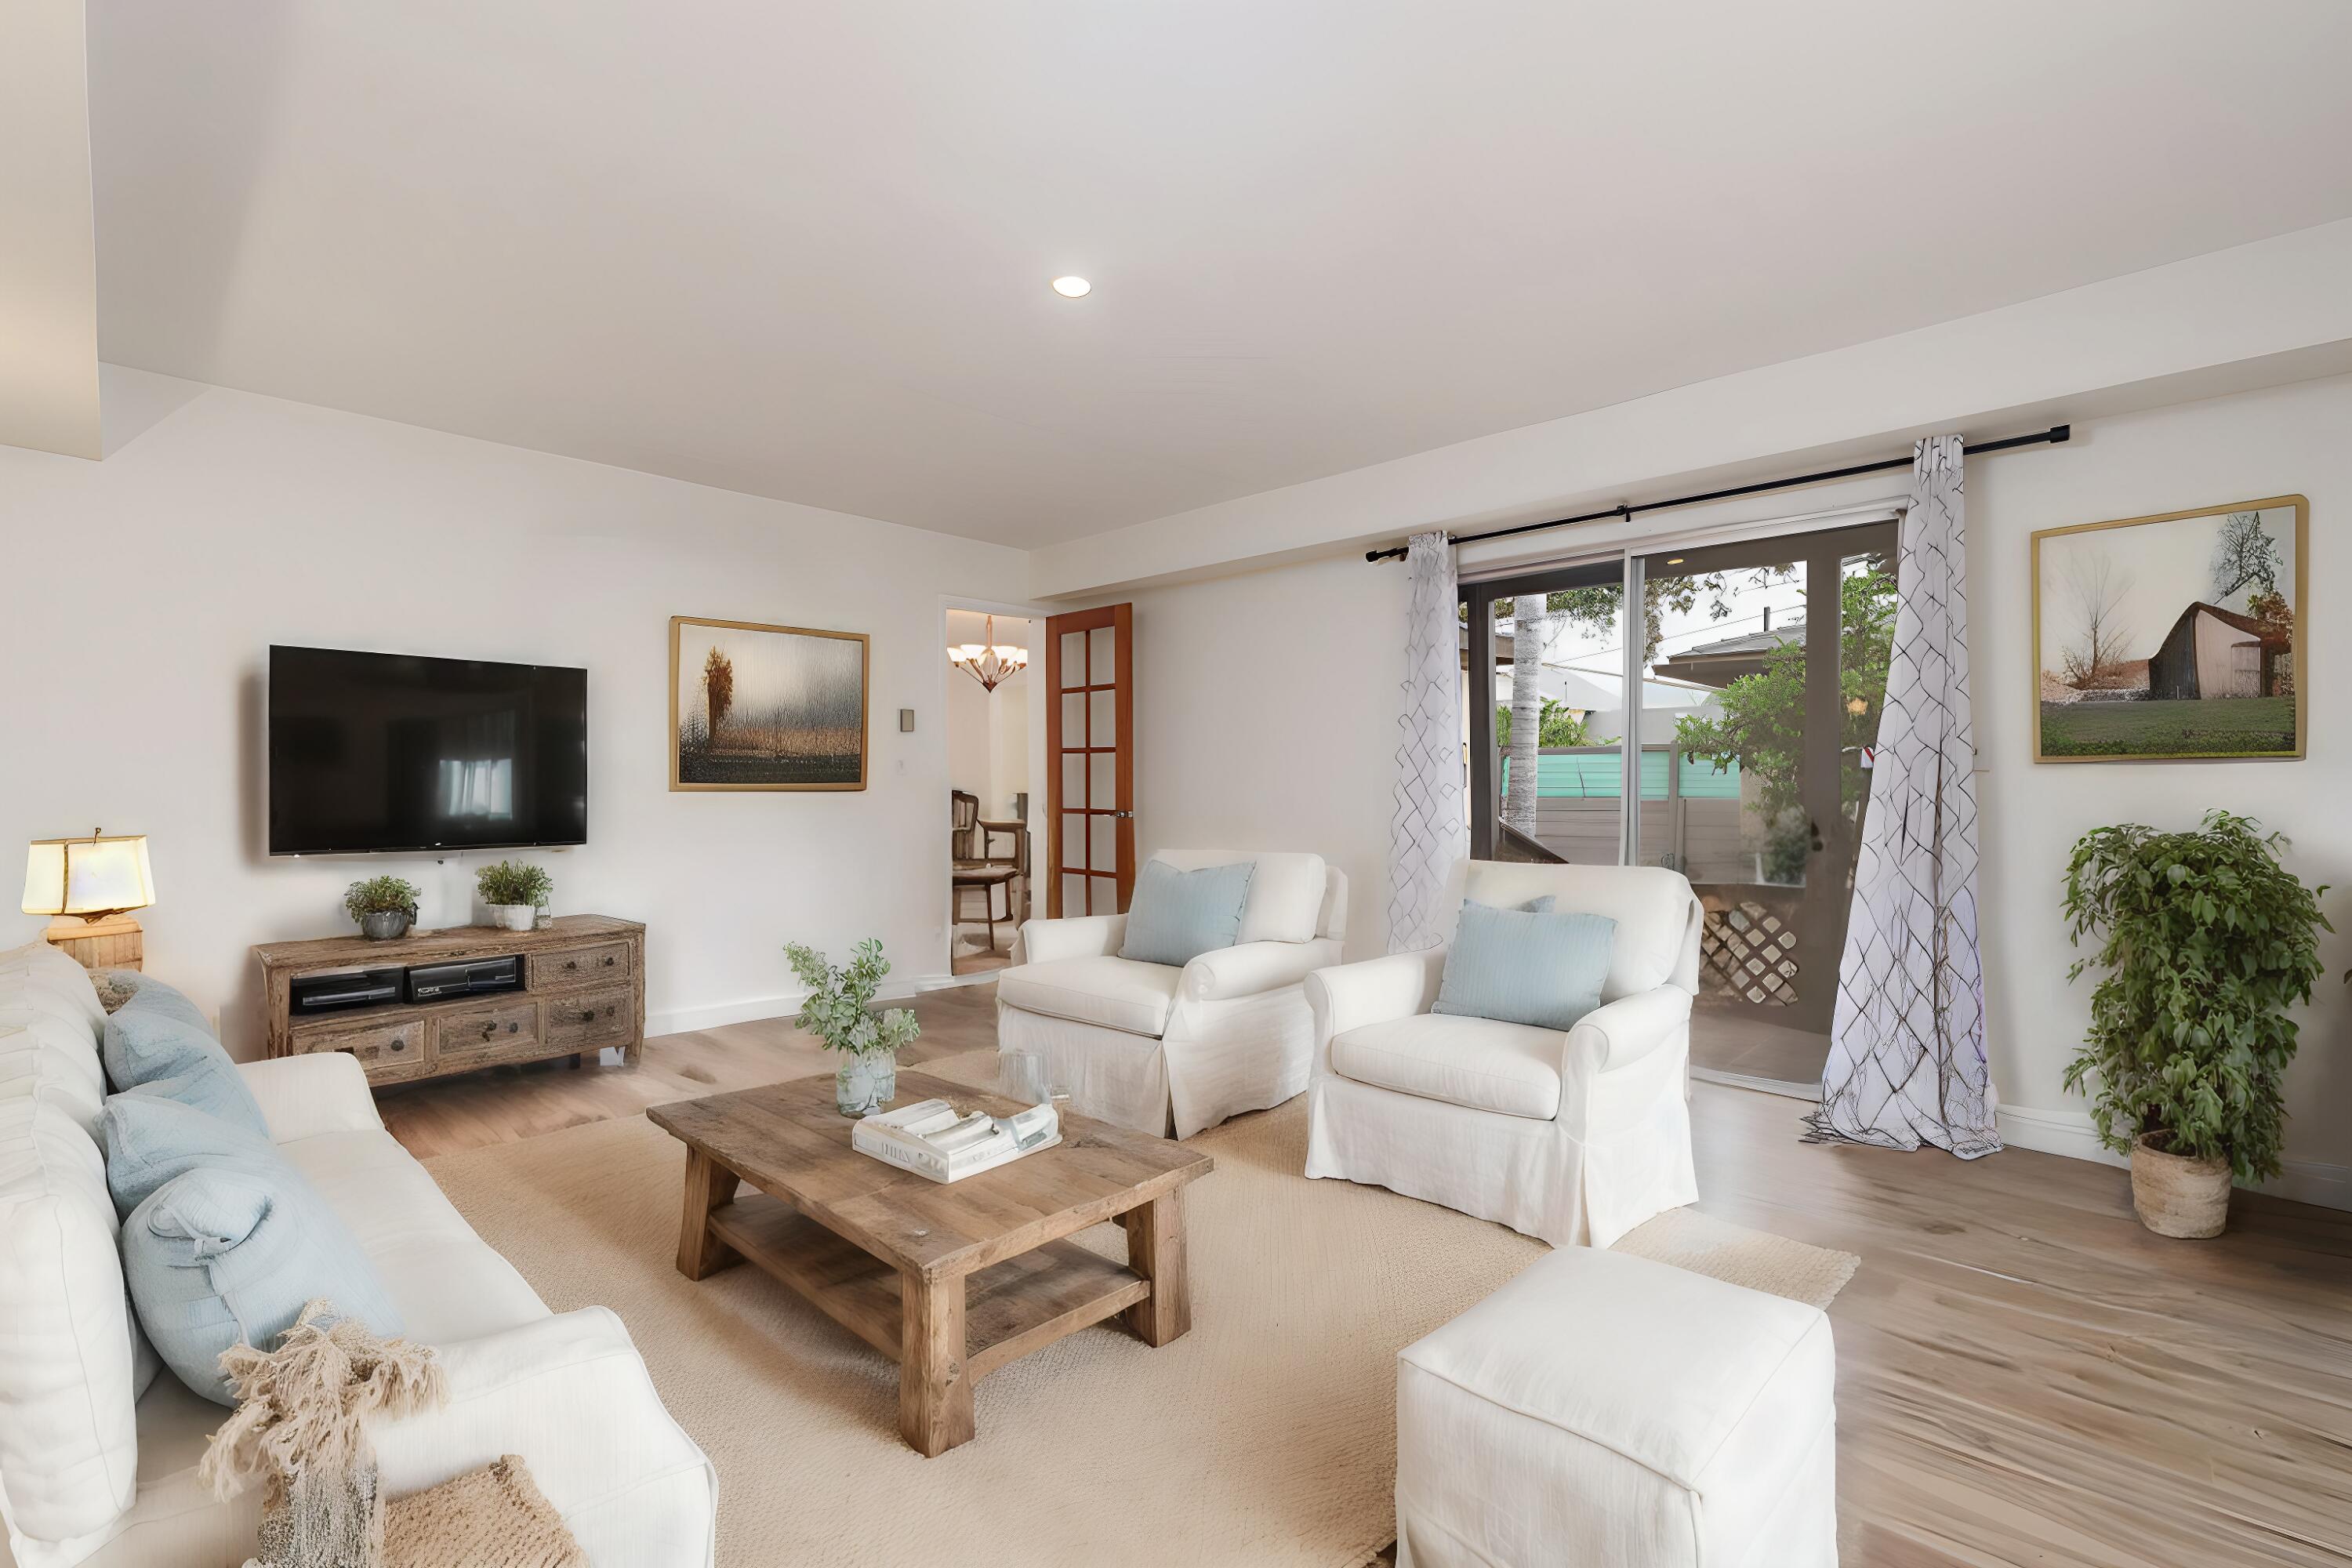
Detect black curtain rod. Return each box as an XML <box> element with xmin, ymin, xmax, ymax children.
<box><xmin>1363</xmin><ymin>424</ymin><xmax>2071</xmax><ymax>563</ymax></box>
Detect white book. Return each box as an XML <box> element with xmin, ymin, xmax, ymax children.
<box><xmin>851</xmin><ymin>1098</ymin><xmax>1062</xmax><ymax>1184</ymax></box>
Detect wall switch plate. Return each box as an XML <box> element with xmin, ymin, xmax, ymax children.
<box><xmin>899</xmin><ymin>708</ymin><xmax>915</xmax><ymax>731</ymax></box>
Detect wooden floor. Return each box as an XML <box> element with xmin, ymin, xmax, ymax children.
<box><xmin>386</xmin><ymin>984</ymin><xmax>2352</xmax><ymax>1567</ymax></box>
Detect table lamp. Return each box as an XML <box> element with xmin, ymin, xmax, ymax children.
<box><xmin>22</xmin><ymin>831</ymin><xmax>155</xmax><ymax>971</ymax></box>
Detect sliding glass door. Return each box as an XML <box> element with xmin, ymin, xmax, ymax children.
<box><xmin>1466</xmin><ymin>519</ymin><xmax>1896</xmax><ymax>1091</ymax></box>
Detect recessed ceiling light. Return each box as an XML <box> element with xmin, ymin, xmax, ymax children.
<box><xmin>1051</xmin><ymin>276</ymin><xmax>1092</xmax><ymax>299</ymax></box>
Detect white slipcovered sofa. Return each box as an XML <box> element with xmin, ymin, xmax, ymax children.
<box><xmin>0</xmin><ymin>942</ymin><xmax>714</xmax><ymax>1568</ymax></box>
<box><xmin>1304</xmin><ymin>860</ymin><xmax>1703</xmax><ymax>1247</ymax></box>
<box><xmin>996</xmin><ymin>850</ymin><xmax>1347</xmax><ymax>1138</ymax></box>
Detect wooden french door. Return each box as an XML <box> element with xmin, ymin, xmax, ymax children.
<box><xmin>1044</xmin><ymin>603</ymin><xmax>1134</xmax><ymax>916</ymax></box>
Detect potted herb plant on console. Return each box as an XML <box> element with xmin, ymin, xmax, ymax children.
<box><xmin>477</xmin><ymin>860</ymin><xmax>553</xmax><ymax>932</ymax></box>
<box><xmin>786</xmin><ymin>938</ymin><xmax>921</xmax><ymax>1115</ymax></box>
<box><xmin>344</xmin><ymin>875</ymin><xmax>422</xmax><ymax>941</ymax></box>
<box><xmin>2061</xmin><ymin>809</ymin><xmax>2331</xmax><ymax>1238</ymax></box>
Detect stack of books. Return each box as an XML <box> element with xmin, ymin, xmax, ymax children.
<box><xmin>851</xmin><ymin>1098</ymin><xmax>1062</xmax><ymax>1183</ymax></box>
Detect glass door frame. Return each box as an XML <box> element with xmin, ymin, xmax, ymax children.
<box><xmin>1636</xmin><ymin>519</ymin><xmax>1895</xmax><ymax>1039</ymax></box>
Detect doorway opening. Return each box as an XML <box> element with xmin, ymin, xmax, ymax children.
<box><xmin>947</xmin><ymin>609</ymin><xmax>1033</xmax><ymax>975</ymax></box>
<box><xmin>1465</xmin><ymin>517</ymin><xmax>1897</xmax><ymax>1094</ymax></box>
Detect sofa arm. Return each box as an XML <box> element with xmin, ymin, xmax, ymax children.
<box><xmin>1305</xmin><ymin>946</ymin><xmax>1447</xmax><ymax>1045</ymax></box>
<box><xmin>1181</xmin><ymin>938</ymin><xmax>1341</xmax><ymax>1003</ymax></box>
<box><xmin>370</xmin><ymin>1307</ymin><xmax>716</xmax><ymax>1568</ymax></box>
<box><xmin>1014</xmin><ymin>913</ymin><xmax>1129</xmax><ymax>966</ymax></box>
<box><xmin>238</xmin><ymin>1051</ymin><xmax>384</xmax><ymax>1143</ymax></box>
<box><xmin>1566</xmin><ymin>985</ymin><xmax>1693</xmax><ymax>1074</ymax></box>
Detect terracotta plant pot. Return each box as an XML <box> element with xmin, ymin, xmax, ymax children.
<box><xmin>2129</xmin><ymin>1132</ymin><xmax>2231</xmax><ymax>1238</ymax></box>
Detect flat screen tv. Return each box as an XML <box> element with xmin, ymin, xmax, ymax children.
<box><xmin>269</xmin><ymin>645</ymin><xmax>588</xmax><ymax>855</ymax></box>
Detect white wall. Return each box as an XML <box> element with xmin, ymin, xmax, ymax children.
<box><xmin>0</xmin><ymin>368</ymin><xmax>1028</xmax><ymax>1051</ymax></box>
<box><xmin>1125</xmin><ymin>556</ymin><xmax>1409</xmax><ymax>964</ymax></box>
<box><xmin>1113</xmin><ymin>372</ymin><xmax>2350</xmax><ymax>1203</ymax></box>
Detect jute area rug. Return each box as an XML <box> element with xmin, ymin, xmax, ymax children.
<box><xmin>423</xmin><ymin>1051</ymin><xmax>1857</xmax><ymax>1568</ymax></box>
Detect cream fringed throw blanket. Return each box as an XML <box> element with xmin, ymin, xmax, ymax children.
<box><xmin>201</xmin><ymin>1301</ymin><xmax>447</xmax><ymax>1567</ymax></box>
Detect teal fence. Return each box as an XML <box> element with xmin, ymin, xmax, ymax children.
<box><xmin>1501</xmin><ymin>747</ymin><xmax>1740</xmax><ymax>801</ymax></box>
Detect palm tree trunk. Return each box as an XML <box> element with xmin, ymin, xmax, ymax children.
<box><xmin>1504</xmin><ymin>607</ymin><xmax>1551</xmax><ymax>836</ymax></box>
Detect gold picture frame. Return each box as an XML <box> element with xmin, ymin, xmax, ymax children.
<box><xmin>2031</xmin><ymin>495</ymin><xmax>2307</xmax><ymax>763</ymax></box>
<box><xmin>668</xmin><ymin>615</ymin><xmax>871</xmax><ymax>791</ymax></box>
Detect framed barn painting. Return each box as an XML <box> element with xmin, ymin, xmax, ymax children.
<box><xmin>2032</xmin><ymin>495</ymin><xmax>2307</xmax><ymax>763</ymax></box>
<box><xmin>669</xmin><ymin>616</ymin><xmax>869</xmax><ymax>790</ymax></box>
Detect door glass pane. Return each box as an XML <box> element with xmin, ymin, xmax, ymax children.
<box><xmin>1088</xmin><ymin>626</ymin><xmax>1116</xmax><ymax>681</ymax></box>
<box><xmin>1640</xmin><ymin>556</ymin><xmax>1807</xmax><ymax>884</ymax></box>
<box><xmin>1060</xmin><ymin>630</ymin><xmax>1087</xmax><ymax>687</ymax></box>
<box><xmin>1479</xmin><ymin>565</ymin><xmax>1625</xmax><ymax>865</ymax></box>
<box><xmin>1640</xmin><ymin>524</ymin><xmax>1896</xmax><ymax>1091</ymax></box>
<box><xmin>1062</xmin><ymin>873</ymin><xmax>1090</xmax><ymax>913</ymax></box>
<box><xmin>1089</xmin><ymin>750</ymin><xmax>1116</xmax><ymax>808</ymax></box>
<box><xmin>1088</xmin><ymin>688</ymin><xmax>1116</xmax><ymax>740</ymax></box>
<box><xmin>1061</xmin><ymin>691</ymin><xmax>1085</xmax><ymax>742</ymax></box>
<box><xmin>1090</xmin><ymin>873</ymin><xmax>1118</xmax><ymax>914</ymax></box>
<box><xmin>1062</xmin><ymin>751</ymin><xmax>1085</xmax><ymax>808</ymax></box>
<box><xmin>1062</xmin><ymin>813</ymin><xmax>1089</xmax><ymax>870</ymax></box>
<box><xmin>1089</xmin><ymin>815</ymin><xmax>1118</xmax><ymax>874</ymax></box>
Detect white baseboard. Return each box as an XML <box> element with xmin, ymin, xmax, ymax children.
<box><xmin>1997</xmin><ymin>1102</ymin><xmax>2350</xmax><ymax>1211</ymax></box>
<box><xmin>646</xmin><ymin>973</ymin><xmax>977</xmax><ymax>1038</ymax></box>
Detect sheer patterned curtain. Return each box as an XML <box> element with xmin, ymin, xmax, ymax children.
<box><xmin>1387</xmin><ymin>532</ymin><xmax>1468</xmax><ymax>953</ymax></box>
<box><xmin>1809</xmin><ymin>436</ymin><xmax>2001</xmax><ymax>1156</ymax></box>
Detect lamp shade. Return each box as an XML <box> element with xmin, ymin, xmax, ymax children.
<box><xmin>22</xmin><ymin>834</ymin><xmax>155</xmax><ymax>918</ymax></box>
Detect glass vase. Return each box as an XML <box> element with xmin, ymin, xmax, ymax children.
<box><xmin>835</xmin><ymin>1052</ymin><xmax>898</xmax><ymax>1116</ymax></box>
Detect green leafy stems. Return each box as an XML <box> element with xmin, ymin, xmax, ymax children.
<box><xmin>343</xmin><ymin>875</ymin><xmax>422</xmax><ymax>924</ymax></box>
<box><xmin>476</xmin><ymin>860</ymin><xmax>554</xmax><ymax>908</ymax></box>
<box><xmin>2060</xmin><ymin>810</ymin><xmax>2332</xmax><ymax>1183</ymax></box>
<box><xmin>785</xmin><ymin>938</ymin><xmax>921</xmax><ymax>1060</ymax></box>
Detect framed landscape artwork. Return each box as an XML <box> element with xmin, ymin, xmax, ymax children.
<box><xmin>2032</xmin><ymin>495</ymin><xmax>2307</xmax><ymax>763</ymax></box>
<box><xmin>669</xmin><ymin>616</ymin><xmax>869</xmax><ymax>790</ymax></box>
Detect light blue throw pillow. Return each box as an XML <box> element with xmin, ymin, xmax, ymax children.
<box><xmin>1118</xmin><ymin>858</ymin><xmax>1256</xmax><ymax>967</ymax></box>
<box><xmin>1432</xmin><ymin>899</ymin><xmax>1617</xmax><ymax>1032</ymax></box>
<box><xmin>122</xmin><ymin>1160</ymin><xmax>405</xmax><ymax>1406</ymax></box>
<box><xmin>100</xmin><ymin>1089</ymin><xmax>281</xmax><ymax>1218</ymax></box>
<box><xmin>94</xmin><ymin>971</ymin><xmax>211</xmax><ymax>1033</ymax></box>
<box><xmin>103</xmin><ymin>1003</ymin><xmax>267</xmax><ymax>1138</ymax></box>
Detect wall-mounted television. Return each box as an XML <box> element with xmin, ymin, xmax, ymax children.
<box><xmin>268</xmin><ymin>645</ymin><xmax>588</xmax><ymax>855</ymax></box>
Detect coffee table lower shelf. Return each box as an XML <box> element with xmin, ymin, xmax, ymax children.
<box><xmin>704</xmin><ymin>1194</ymin><xmax>1154</xmax><ymax>1382</ymax></box>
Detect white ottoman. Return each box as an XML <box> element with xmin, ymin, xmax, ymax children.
<box><xmin>1396</xmin><ymin>1247</ymin><xmax>1837</xmax><ymax>1567</ymax></box>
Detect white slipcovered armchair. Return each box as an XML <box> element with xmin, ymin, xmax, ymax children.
<box><xmin>996</xmin><ymin>851</ymin><xmax>1348</xmax><ymax>1138</ymax></box>
<box><xmin>1304</xmin><ymin>860</ymin><xmax>1703</xmax><ymax>1247</ymax></box>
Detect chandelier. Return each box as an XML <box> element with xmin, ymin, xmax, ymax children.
<box><xmin>949</xmin><ymin>615</ymin><xmax>1029</xmax><ymax>693</ymax></box>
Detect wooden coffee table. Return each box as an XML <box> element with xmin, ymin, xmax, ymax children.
<box><xmin>648</xmin><ymin>1070</ymin><xmax>1213</xmax><ymax>1456</ymax></box>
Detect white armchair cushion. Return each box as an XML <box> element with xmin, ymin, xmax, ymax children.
<box><xmin>1149</xmin><ymin>850</ymin><xmax>1327</xmax><ymax>945</ymax></box>
<box><xmin>1567</xmin><ymin>986</ymin><xmax>1693</xmax><ymax>1073</ymax></box>
<box><xmin>1181</xmin><ymin>938</ymin><xmax>1341</xmax><ymax>1004</ymax></box>
<box><xmin>1014</xmin><ymin>913</ymin><xmax>1128</xmax><ymax>967</ymax></box>
<box><xmin>1330</xmin><ymin>1014</ymin><xmax>1564</xmax><ymax>1120</ymax></box>
<box><xmin>996</xmin><ymin>956</ymin><xmax>1181</xmax><ymax>1039</ymax></box>
<box><xmin>1447</xmin><ymin>862</ymin><xmax>1700</xmax><ymax>1000</ymax></box>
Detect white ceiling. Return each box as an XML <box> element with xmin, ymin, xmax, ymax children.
<box><xmin>86</xmin><ymin>2</ymin><xmax>2352</xmax><ymax>549</ymax></box>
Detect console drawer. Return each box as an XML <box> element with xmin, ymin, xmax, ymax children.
<box><xmin>296</xmin><ymin>1017</ymin><xmax>431</xmax><ymax>1083</ymax></box>
<box><xmin>430</xmin><ymin>998</ymin><xmax>542</xmax><ymax>1073</ymax></box>
<box><xmin>530</xmin><ymin>942</ymin><xmax>631</xmax><ymax>992</ymax></box>
<box><xmin>545</xmin><ymin>986</ymin><xmax>633</xmax><ymax>1050</ymax></box>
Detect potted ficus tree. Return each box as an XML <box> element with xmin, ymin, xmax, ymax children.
<box><xmin>2061</xmin><ymin>809</ymin><xmax>2331</xmax><ymax>1238</ymax></box>
<box><xmin>344</xmin><ymin>875</ymin><xmax>422</xmax><ymax>941</ymax></box>
<box><xmin>786</xmin><ymin>938</ymin><xmax>921</xmax><ymax>1116</ymax></box>
<box><xmin>477</xmin><ymin>860</ymin><xmax>553</xmax><ymax>932</ymax></box>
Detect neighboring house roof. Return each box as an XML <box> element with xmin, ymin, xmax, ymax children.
<box><xmin>1667</xmin><ymin>624</ymin><xmax>1805</xmax><ymax>660</ymax></box>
